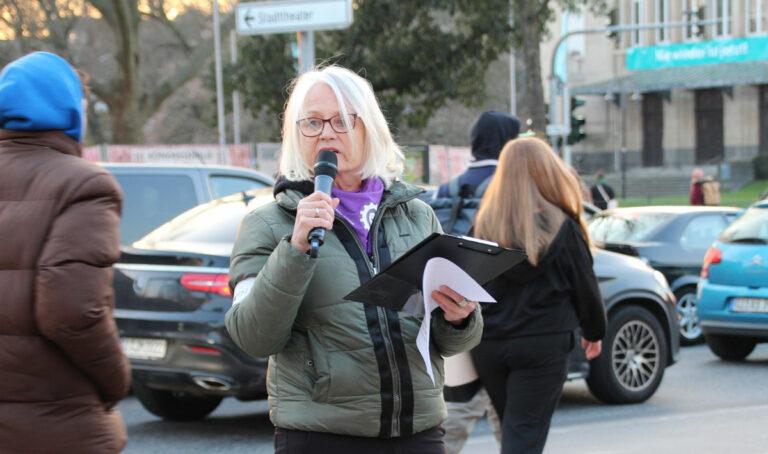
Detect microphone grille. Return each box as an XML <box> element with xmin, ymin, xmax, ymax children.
<box><xmin>314</xmin><ymin>150</ymin><xmax>338</xmax><ymax>178</ymax></box>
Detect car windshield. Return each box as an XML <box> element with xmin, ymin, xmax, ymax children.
<box><xmin>588</xmin><ymin>212</ymin><xmax>674</xmax><ymax>243</ymax></box>
<box><xmin>719</xmin><ymin>206</ymin><xmax>768</xmax><ymax>244</ymax></box>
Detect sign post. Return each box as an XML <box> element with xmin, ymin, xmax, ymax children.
<box><xmin>236</xmin><ymin>0</ymin><xmax>353</xmax><ymax>73</ymax></box>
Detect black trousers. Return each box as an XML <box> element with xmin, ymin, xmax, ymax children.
<box><xmin>472</xmin><ymin>332</ymin><xmax>573</xmax><ymax>454</ymax></box>
<box><xmin>274</xmin><ymin>426</ymin><xmax>445</xmax><ymax>454</ymax></box>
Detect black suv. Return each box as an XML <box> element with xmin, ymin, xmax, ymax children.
<box><xmin>114</xmin><ymin>190</ymin><xmax>679</xmax><ymax>420</ymax></box>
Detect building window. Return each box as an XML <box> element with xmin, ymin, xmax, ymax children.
<box><xmin>656</xmin><ymin>0</ymin><xmax>670</xmax><ymax>42</ymax></box>
<box><xmin>710</xmin><ymin>0</ymin><xmax>732</xmax><ymax>36</ymax></box>
<box><xmin>631</xmin><ymin>0</ymin><xmax>644</xmax><ymax>46</ymax></box>
<box><xmin>745</xmin><ymin>0</ymin><xmax>767</xmax><ymax>34</ymax></box>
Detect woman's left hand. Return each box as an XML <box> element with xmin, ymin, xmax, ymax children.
<box><xmin>431</xmin><ymin>285</ymin><xmax>477</xmax><ymax>326</ymax></box>
<box><xmin>581</xmin><ymin>338</ymin><xmax>602</xmax><ymax>360</ymax></box>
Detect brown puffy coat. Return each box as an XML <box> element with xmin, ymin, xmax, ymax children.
<box><xmin>0</xmin><ymin>130</ymin><xmax>131</xmax><ymax>453</ymax></box>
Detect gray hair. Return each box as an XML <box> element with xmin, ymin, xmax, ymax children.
<box><xmin>279</xmin><ymin>66</ymin><xmax>404</xmax><ymax>185</ymax></box>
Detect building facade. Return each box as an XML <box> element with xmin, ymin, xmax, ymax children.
<box><xmin>547</xmin><ymin>0</ymin><xmax>768</xmax><ymax>175</ymax></box>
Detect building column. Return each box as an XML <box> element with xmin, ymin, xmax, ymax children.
<box><xmin>759</xmin><ymin>85</ymin><xmax>768</xmax><ymax>156</ymax></box>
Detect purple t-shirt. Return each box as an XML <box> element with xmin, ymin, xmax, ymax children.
<box><xmin>332</xmin><ymin>177</ymin><xmax>385</xmax><ymax>255</ymax></box>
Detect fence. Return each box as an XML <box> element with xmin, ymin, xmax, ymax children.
<box><xmin>84</xmin><ymin>143</ymin><xmax>473</xmax><ymax>186</ymax></box>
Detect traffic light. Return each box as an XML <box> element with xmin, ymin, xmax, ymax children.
<box><xmin>567</xmin><ymin>97</ymin><xmax>586</xmax><ymax>145</ymax></box>
<box><xmin>689</xmin><ymin>6</ymin><xmax>706</xmax><ymax>38</ymax></box>
<box><xmin>605</xmin><ymin>8</ymin><xmax>619</xmax><ymax>45</ymax></box>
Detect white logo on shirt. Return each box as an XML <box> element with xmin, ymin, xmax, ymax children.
<box><xmin>360</xmin><ymin>202</ymin><xmax>378</xmax><ymax>231</ymax></box>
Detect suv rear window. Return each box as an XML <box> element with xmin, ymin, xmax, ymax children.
<box><xmin>114</xmin><ymin>174</ymin><xmax>198</xmax><ymax>244</ymax></box>
<box><xmin>138</xmin><ymin>191</ymin><xmax>273</xmax><ymax>248</ymax></box>
<box><xmin>209</xmin><ymin>175</ymin><xmax>269</xmax><ymax>198</ymax></box>
<box><xmin>141</xmin><ymin>200</ymin><xmax>249</xmax><ymax>246</ymax></box>
<box><xmin>719</xmin><ymin>207</ymin><xmax>768</xmax><ymax>244</ymax></box>
<box><xmin>589</xmin><ymin>212</ymin><xmax>674</xmax><ymax>243</ymax></box>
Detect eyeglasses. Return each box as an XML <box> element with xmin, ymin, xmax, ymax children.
<box><xmin>297</xmin><ymin>114</ymin><xmax>358</xmax><ymax>137</ymax></box>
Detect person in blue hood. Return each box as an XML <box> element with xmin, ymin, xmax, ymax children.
<box><xmin>0</xmin><ymin>51</ymin><xmax>86</xmax><ymax>142</ymax></box>
<box><xmin>0</xmin><ymin>52</ymin><xmax>131</xmax><ymax>453</ymax></box>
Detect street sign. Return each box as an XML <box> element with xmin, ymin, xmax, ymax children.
<box><xmin>236</xmin><ymin>0</ymin><xmax>353</xmax><ymax>35</ymax></box>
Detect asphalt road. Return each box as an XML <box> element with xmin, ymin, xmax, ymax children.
<box><xmin>119</xmin><ymin>344</ymin><xmax>768</xmax><ymax>453</ymax></box>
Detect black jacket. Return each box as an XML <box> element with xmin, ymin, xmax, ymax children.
<box><xmin>481</xmin><ymin>217</ymin><xmax>606</xmax><ymax>342</ymax></box>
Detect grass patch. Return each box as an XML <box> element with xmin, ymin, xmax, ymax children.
<box><xmin>620</xmin><ymin>180</ymin><xmax>768</xmax><ymax>208</ymax></box>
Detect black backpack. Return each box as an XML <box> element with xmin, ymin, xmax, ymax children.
<box><xmin>425</xmin><ymin>176</ymin><xmax>493</xmax><ymax>235</ymax></box>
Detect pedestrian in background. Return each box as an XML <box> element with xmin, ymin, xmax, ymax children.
<box><xmin>472</xmin><ymin>137</ymin><xmax>607</xmax><ymax>454</ymax></box>
<box><xmin>437</xmin><ymin>110</ymin><xmax>519</xmax><ymax>454</ymax></box>
<box><xmin>0</xmin><ymin>52</ymin><xmax>131</xmax><ymax>452</ymax></box>
<box><xmin>690</xmin><ymin>167</ymin><xmax>706</xmax><ymax>205</ymax></box>
<box><xmin>436</xmin><ymin>111</ymin><xmax>520</xmax><ymax>198</ymax></box>
<box><xmin>590</xmin><ymin>170</ymin><xmax>616</xmax><ymax>210</ymax></box>
<box><xmin>225</xmin><ymin>65</ymin><xmax>483</xmax><ymax>453</ymax></box>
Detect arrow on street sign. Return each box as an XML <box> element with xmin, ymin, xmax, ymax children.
<box><xmin>244</xmin><ymin>10</ymin><xmax>255</xmax><ymax>28</ymax></box>
<box><xmin>236</xmin><ymin>0</ymin><xmax>353</xmax><ymax>35</ymax></box>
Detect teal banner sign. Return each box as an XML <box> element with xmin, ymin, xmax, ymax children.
<box><xmin>626</xmin><ymin>36</ymin><xmax>768</xmax><ymax>70</ymax></box>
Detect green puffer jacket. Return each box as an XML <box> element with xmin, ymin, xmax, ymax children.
<box><xmin>225</xmin><ymin>178</ymin><xmax>483</xmax><ymax>438</ymax></box>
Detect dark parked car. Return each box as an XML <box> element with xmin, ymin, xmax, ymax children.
<box><xmin>588</xmin><ymin>206</ymin><xmax>740</xmax><ymax>344</ymax></box>
<box><xmin>103</xmin><ymin>163</ymin><xmax>273</xmax><ymax>244</ymax></box>
<box><xmin>697</xmin><ymin>198</ymin><xmax>768</xmax><ymax>361</ymax></box>
<box><xmin>114</xmin><ymin>190</ymin><xmax>679</xmax><ymax>419</ymax></box>
<box><xmin>115</xmin><ymin>189</ymin><xmax>275</xmax><ymax>420</ymax></box>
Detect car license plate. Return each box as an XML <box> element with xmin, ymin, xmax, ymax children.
<box><xmin>731</xmin><ymin>298</ymin><xmax>768</xmax><ymax>314</ymax></box>
<box><xmin>121</xmin><ymin>337</ymin><xmax>167</xmax><ymax>360</ymax></box>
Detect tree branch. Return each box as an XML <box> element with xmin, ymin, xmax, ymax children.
<box><xmin>87</xmin><ymin>0</ymin><xmax>117</xmax><ymax>26</ymax></box>
<box><xmin>147</xmin><ymin>12</ymin><xmax>235</xmax><ymax>112</ymax></box>
<box><xmin>139</xmin><ymin>10</ymin><xmax>192</xmax><ymax>53</ymax></box>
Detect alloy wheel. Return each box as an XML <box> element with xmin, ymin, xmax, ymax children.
<box><xmin>611</xmin><ymin>320</ymin><xmax>660</xmax><ymax>391</ymax></box>
<box><xmin>676</xmin><ymin>292</ymin><xmax>701</xmax><ymax>341</ymax></box>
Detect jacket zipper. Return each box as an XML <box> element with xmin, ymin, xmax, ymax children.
<box><xmin>336</xmin><ymin>202</ymin><xmax>402</xmax><ymax>437</ymax></box>
<box><xmin>283</xmin><ymin>186</ymin><xmax>420</xmax><ymax>437</ymax></box>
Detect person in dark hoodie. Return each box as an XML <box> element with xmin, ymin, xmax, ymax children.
<box><xmin>471</xmin><ymin>137</ymin><xmax>606</xmax><ymax>454</ymax></box>
<box><xmin>0</xmin><ymin>52</ymin><xmax>130</xmax><ymax>453</ymax></box>
<box><xmin>436</xmin><ymin>111</ymin><xmax>520</xmax><ymax>198</ymax></box>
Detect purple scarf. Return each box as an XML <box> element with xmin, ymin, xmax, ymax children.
<box><xmin>332</xmin><ymin>177</ymin><xmax>385</xmax><ymax>255</ymax></box>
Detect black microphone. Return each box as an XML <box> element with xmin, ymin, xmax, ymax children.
<box><xmin>308</xmin><ymin>149</ymin><xmax>338</xmax><ymax>258</ymax></box>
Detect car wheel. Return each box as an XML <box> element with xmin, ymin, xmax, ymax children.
<box><xmin>704</xmin><ymin>334</ymin><xmax>756</xmax><ymax>361</ymax></box>
<box><xmin>133</xmin><ymin>381</ymin><xmax>223</xmax><ymax>421</ymax></box>
<box><xmin>586</xmin><ymin>305</ymin><xmax>667</xmax><ymax>404</ymax></box>
<box><xmin>675</xmin><ymin>287</ymin><xmax>703</xmax><ymax>346</ymax></box>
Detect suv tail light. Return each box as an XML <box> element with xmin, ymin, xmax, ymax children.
<box><xmin>180</xmin><ymin>273</ymin><xmax>232</xmax><ymax>297</ymax></box>
<box><xmin>701</xmin><ymin>247</ymin><xmax>722</xmax><ymax>279</ymax></box>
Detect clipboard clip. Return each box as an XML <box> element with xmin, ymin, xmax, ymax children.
<box><xmin>457</xmin><ymin>241</ymin><xmax>502</xmax><ymax>255</ymax></box>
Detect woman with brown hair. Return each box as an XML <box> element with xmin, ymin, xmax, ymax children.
<box><xmin>471</xmin><ymin>137</ymin><xmax>607</xmax><ymax>453</ymax></box>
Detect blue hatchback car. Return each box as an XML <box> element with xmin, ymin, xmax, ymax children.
<box><xmin>697</xmin><ymin>199</ymin><xmax>768</xmax><ymax>361</ymax></box>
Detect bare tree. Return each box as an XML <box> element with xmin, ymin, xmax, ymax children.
<box><xmin>0</xmin><ymin>0</ymin><xmax>233</xmax><ymax>143</ymax></box>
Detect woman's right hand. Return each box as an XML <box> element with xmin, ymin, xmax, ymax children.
<box><xmin>291</xmin><ymin>192</ymin><xmax>340</xmax><ymax>253</ymax></box>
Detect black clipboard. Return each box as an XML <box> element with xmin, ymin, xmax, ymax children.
<box><xmin>344</xmin><ymin>233</ymin><xmax>527</xmax><ymax>310</ymax></box>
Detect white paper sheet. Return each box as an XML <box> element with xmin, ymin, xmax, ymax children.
<box><xmin>416</xmin><ymin>257</ymin><xmax>496</xmax><ymax>384</ymax></box>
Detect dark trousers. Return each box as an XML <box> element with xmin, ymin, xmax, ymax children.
<box><xmin>472</xmin><ymin>332</ymin><xmax>573</xmax><ymax>454</ymax></box>
<box><xmin>274</xmin><ymin>426</ymin><xmax>445</xmax><ymax>454</ymax></box>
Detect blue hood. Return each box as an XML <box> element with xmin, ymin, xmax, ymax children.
<box><xmin>0</xmin><ymin>52</ymin><xmax>84</xmax><ymax>142</ymax></box>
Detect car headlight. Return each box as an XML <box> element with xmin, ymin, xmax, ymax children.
<box><xmin>652</xmin><ymin>270</ymin><xmax>669</xmax><ymax>288</ymax></box>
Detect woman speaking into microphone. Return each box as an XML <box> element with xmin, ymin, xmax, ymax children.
<box><xmin>225</xmin><ymin>65</ymin><xmax>482</xmax><ymax>452</ymax></box>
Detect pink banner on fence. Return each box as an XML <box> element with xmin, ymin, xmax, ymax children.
<box><xmin>428</xmin><ymin>145</ymin><xmax>471</xmax><ymax>184</ymax></box>
<box><xmin>82</xmin><ymin>144</ymin><xmax>254</xmax><ymax>168</ymax></box>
